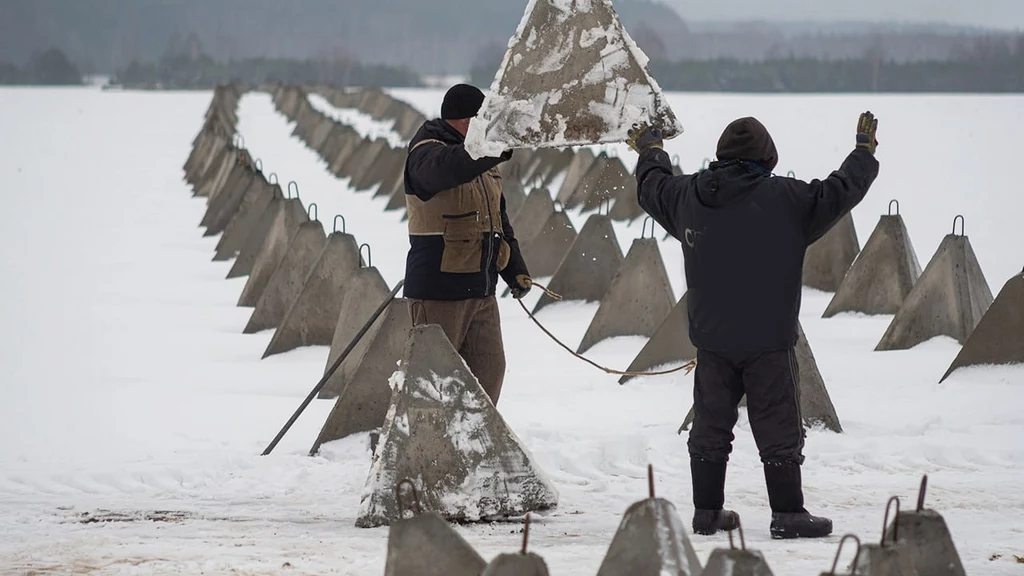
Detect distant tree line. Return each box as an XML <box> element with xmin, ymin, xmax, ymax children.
<box><xmin>0</xmin><ymin>48</ymin><xmax>82</xmax><ymax>85</ymax></box>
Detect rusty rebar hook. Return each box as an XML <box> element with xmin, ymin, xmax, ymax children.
<box><xmin>953</xmin><ymin>215</ymin><xmax>965</xmax><ymax>236</ymax></box>
<box><xmin>828</xmin><ymin>534</ymin><xmax>862</xmax><ymax>575</ymax></box>
<box><xmin>727</xmin><ymin>516</ymin><xmax>746</xmax><ymax>551</ymax></box>
<box><xmin>787</xmin><ymin>170</ymin><xmax>796</xmax><ymax>178</ymax></box>
<box><xmin>287</xmin><ymin>181</ymin><xmax>299</xmax><ymax>200</ymax></box>
<box><xmin>882</xmin><ymin>496</ymin><xmax>901</xmax><ymax>546</ymax></box>
<box><xmin>648</xmin><ymin>464</ymin><xmax>655</xmax><ymax>499</ymax></box>
<box><xmin>255</xmin><ymin>158</ymin><xmax>263</xmax><ymax>173</ymax></box>
<box><xmin>268</xmin><ymin>173</ymin><xmax>279</xmax><ymax>185</ymax></box>
<box><xmin>394</xmin><ymin>479</ymin><xmax>422</xmax><ymax>517</ymax></box>
<box><xmin>333</xmin><ymin>214</ymin><xmax>346</xmax><ymax>234</ymax></box>
<box><xmin>889</xmin><ymin>199</ymin><xmax>900</xmax><ymax>216</ymax></box>
<box><xmin>916</xmin><ymin>475</ymin><xmax>928</xmax><ymax>512</ymax></box>
<box><xmin>308</xmin><ymin>203</ymin><xmax>318</xmax><ymax>222</ymax></box>
<box><xmin>522</xmin><ymin>513</ymin><xmax>531</xmax><ymax>554</ymax></box>
<box><xmin>359</xmin><ymin>243</ymin><xmax>372</xmax><ymax>268</ymax></box>
<box><xmin>642</xmin><ymin>216</ymin><xmax>655</xmax><ymax>239</ymax></box>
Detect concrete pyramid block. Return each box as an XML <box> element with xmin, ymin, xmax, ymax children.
<box><xmin>569</xmin><ymin>154</ymin><xmax>632</xmax><ymax>212</ymax></box>
<box><xmin>803</xmin><ymin>212</ymin><xmax>861</xmax><ymax>292</ymax></box>
<box><xmin>608</xmin><ymin>167</ymin><xmax>642</xmax><ymax>222</ymax></box>
<box><xmin>555</xmin><ymin>148</ymin><xmax>597</xmax><ymax>205</ymax></box>
<box><xmin>595</xmin><ymin>469</ymin><xmax>702</xmax><ymax>576</ymax></box>
<box><xmin>512</xmin><ymin>187</ymin><xmax>556</xmax><ymax>244</ymax></box>
<box><xmin>318</xmin><ymin>266</ymin><xmax>394</xmax><ymax>400</ymax></box>
<box><xmin>534</xmin><ymin>213</ymin><xmax>623</xmax><ymax>313</ymax></box>
<box><xmin>243</xmin><ymin>220</ymin><xmax>328</xmax><ymax>334</ymax></box>
<box><xmin>309</xmin><ymin>118</ymin><xmax>335</xmax><ymax>151</ymax></box>
<box><xmin>680</xmin><ymin>322</ymin><xmax>843</xmax><ymax>433</ymax></box>
<box><xmin>354</xmin><ymin>142</ymin><xmax>398</xmax><ymax>191</ymax></box>
<box><xmin>310</xmin><ymin>296</ymin><xmax>412</xmax><ymax>454</ymax></box>
<box><xmin>383</xmin><ymin>504</ymin><xmax>487</xmax><ymax>576</ymax></box>
<box><xmin>875</xmin><ymin>230</ymin><xmax>994</xmax><ymax>351</ymax></box>
<box><xmin>329</xmin><ymin>130</ymin><xmax>365</xmax><ymax>177</ymax></box>
<box><xmin>823</xmin><ymin>210</ymin><xmax>922</xmax><ymax>317</ymax></box>
<box><xmin>372</xmin><ymin>147</ymin><xmax>407</xmax><ymax>200</ymax></box>
<box><xmin>518</xmin><ymin>210</ymin><xmax>578</xmax><ymax>279</ymax></box>
<box><xmin>385</xmin><ymin>174</ymin><xmax>408</xmax><ymax>212</ymax></box>
<box><xmin>213</xmin><ymin>174</ymin><xmax>274</xmax><ymax>261</ymax></box>
<box><xmin>503</xmin><ymin>177</ymin><xmax>528</xmax><ymax>222</ymax></box>
<box><xmin>482</xmin><ymin>553</ymin><xmax>550</xmax><ymax>576</ymax></box>
<box><xmin>619</xmin><ymin>293</ymin><xmax>697</xmax><ymax>385</ymax></box>
<box><xmin>941</xmin><ymin>271</ymin><xmax>1024</xmax><ymax>381</ymax></box>
<box><xmin>355</xmin><ymin>324</ymin><xmax>559</xmax><ymax>528</ymax></box>
<box><xmin>842</xmin><ymin>497</ymin><xmax>919</xmax><ymax>576</ymax></box>
<box><xmin>202</xmin><ymin>165</ymin><xmax>258</xmax><ymax>236</ymax></box>
<box><xmin>347</xmin><ymin>138</ymin><xmax>390</xmax><ymax>186</ymax></box>
<box><xmin>224</xmin><ymin>185</ymin><xmax>285</xmax><ymax>279</ymax></box>
<box><xmin>194</xmin><ymin>145</ymin><xmax>234</xmax><ymax>198</ymax></box>
<box><xmin>577</xmin><ymin>238</ymin><xmax>675</xmax><ymax>355</ymax></box>
<box><xmin>464</xmin><ymin>0</ymin><xmax>682</xmax><ymax>157</ymax></box>
<box><xmin>235</xmin><ymin>198</ymin><xmax>308</xmax><ymax>301</ymax></box>
<box><xmin>262</xmin><ymin>231</ymin><xmax>363</xmax><ymax>358</ymax></box>
<box><xmin>883</xmin><ymin>477</ymin><xmax>966</xmax><ymax>576</ymax></box>
<box><xmin>702</xmin><ymin>548</ymin><xmax>775</xmax><ymax>576</ymax></box>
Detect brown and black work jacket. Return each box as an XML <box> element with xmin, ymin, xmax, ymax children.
<box><xmin>403</xmin><ymin>119</ymin><xmax>529</xmax><ymax>301</ymax></box>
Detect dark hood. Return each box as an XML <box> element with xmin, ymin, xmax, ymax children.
<box><xmin>409</xmin><ymin>118</ymin><xmax>464</xmax><ymax>149</ymax></box>
<box><xmin>694</xmin><ymin>159</ymin><xmax>771</xmax><ymax>209</ymax></box>
<box><xmin>716</xmin><ymin>117</ymin><xmax>779</xmax><ymax>172</ymax></box>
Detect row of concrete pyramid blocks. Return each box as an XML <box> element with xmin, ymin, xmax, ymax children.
<box><xmin>806</xmin><ymin>201</ymin><xmax>1023</xmax><ymax>382</ymax></box>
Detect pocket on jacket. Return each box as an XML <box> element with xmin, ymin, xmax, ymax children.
<box><xmin>441</xmin><ymin>214</ymin><xmax>482</xmax><ymax>274</ymax></box>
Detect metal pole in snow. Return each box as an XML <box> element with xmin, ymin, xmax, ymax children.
<box><xmin>260</xmin><ymin>279</ymin><xmax>405</xmax><ymax>456</ymax></box>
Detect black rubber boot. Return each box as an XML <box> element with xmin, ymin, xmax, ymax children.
<box><xmin>691</xmin><ymin>458</ymin><xmax>739</xmax><ymax>535</ymax></box>
<box><xmin>764</xmin><ymin>462</ymin><xmax>833</xmax><ymax>539</ymax></box>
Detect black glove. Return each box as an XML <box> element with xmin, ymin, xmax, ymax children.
<box><xmin>510</xmin><ymin>274</ymin><xmax>532</xmax><ymax>299</ymax></box>
<box><xmin>626</xmin><ymin>123</ymin><xmax>664</xmax><ymax>154</ymax></box>
<box><xmin>499</xmin><ymin>149</ymin><xmax>514</xmax><ymax>162</ymax></box>
<box><xmin>856</xmin><ymin>111</ymin><xmax>879</xmax><ymax>154</ymax></box>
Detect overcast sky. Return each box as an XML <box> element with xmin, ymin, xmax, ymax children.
<box><xmin>666</xmin><ymin>0</ymin><xmax>1024</xmax><ymax>30</ymax></box>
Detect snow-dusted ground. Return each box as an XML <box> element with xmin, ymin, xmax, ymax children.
<box><xmin>1</xmin><ymin>85</ymin><xmax>1022</xmax><ymax>575</ymax></box>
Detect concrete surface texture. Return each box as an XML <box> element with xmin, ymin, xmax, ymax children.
<box><xmin>234</xmin><ymin>198</ymin><xmax>308</xmax><ymax>300</ymax></box>
<box><xmin>884</xmin><ymin>509</ymin><xmax>966</xmax><ymax>576</ymax></box>
<box><xmin>213</xmin><ymin>173</ymin><xmax>273</xmax><ymax>261</ymax></box>
<box><xmin>823</xmin><ymin>213</ymin><xmax>922</xmax><ymax>318</ymax></box>
<box><xmin>577</xmin><ymin>238</ymin><xmax>675</xmax><ymax>355</ymax></box>
<box><xmin>803</xmin><ymin>212</ymin><xmax>861</xmax><ymax>292</ymax></box>
<box><xmin>534</xmin><ymin>213</ymin><xmax>624</xmax><ymax>314</ymax></box>
<box><xmin>481</xmin><ymin>552</ymin><xmax>551</xmax><ymax>576</ymax></box>
<box><xmin>383</xmin><ymin>510</ymin><xmax>487</xmax><ymax>576</ymax></box>
<box><xmin>875</xmin><ymin>233</ymin><xmax>993</xmax><ymax>351</ymax></box>
<box><xmin>850</xmin><ymin>540</ymin><xmax>919</xmax><ymax>576</ymax></box>
<box><xmin>619</xmin><ymin>293</ymin><xmax>697</xmax><ymax>385</ymax></box>
<box><xmin>224</xmin><ymin>187</ymin><xmax>286</xmax><ymax>279</ymax></box>
<box><xmin>595</xmin><ymin>497</ymin><xmax>703</xmax><ymax>576</ymax></box>
<box><xmin>355</xmin><ymin>324</ymin><xmax>559</xmax><ymax>528</ymax></box>
<box><xmin>556</xmin><ymin>148</ymin><xmax>597</xmax><ymax>205</ymax></box>
<box><xmin>503</xmin><ymin>177</ymin><xmax>528</xmax><ymax>223</ymax></box>
<box><xmin>701</xmin><ymin>548</ymin><xmax>776</xmax><ymax>576</ymax></box>
<box><xmin>512</xmin><ymin>186</ymin><xmax>556</xmax><ymax>244</ymax></box>
<box><xmin>940</xmin><ymin>271</ymin><xmax>1023</xmax><ymax>381</ymax></box>
<box><xmin>518</xmin><ymin>211</ymin><xmax>578</xmax><ymax>279</ymax></box>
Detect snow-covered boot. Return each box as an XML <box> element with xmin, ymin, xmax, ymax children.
<box><xmin>691</xmin><ymin>458</ymin><xmax>739</xmax><ymax>535</ymax></box>
<box><xmin>764</xmin><ymin>462</ymin><xmax>833</xmax><ymax>539</ymax></box>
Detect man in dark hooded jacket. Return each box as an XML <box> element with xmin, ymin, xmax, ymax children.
<box><xmin>402</xmin><ymin>83</ymin><xmax>533</xmax><ymax>407</ymax></box>
<box><xmin>626</xmin><ymin>113</ymin><xmax>879</xmax><ymax>539</ymax></box>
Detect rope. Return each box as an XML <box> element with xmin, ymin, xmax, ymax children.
<box><xmin>518</xmin><ymin>281</ymin><xmax>697</xmax><ymax>378</ymax></box>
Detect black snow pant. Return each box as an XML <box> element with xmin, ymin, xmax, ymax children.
<box><xmin>687</xmin><ymin>348</ymin><xmax>806</xmax><ymax>466</ymax></box>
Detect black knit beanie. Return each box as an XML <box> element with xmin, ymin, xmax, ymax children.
<box><xmin>716</xmin><ymin>117</ymin><xmax>779</xmax><ymax>172</ymax></box>
<box><xmin>441</xmin><ymin>84</ymin><xmax>486</xmax><ymax>120</ymax></box>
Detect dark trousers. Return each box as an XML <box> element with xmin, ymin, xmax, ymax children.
<box><xmin>407</xmin><ymin>296</ymin><xmax>506</xmax><ymax>406</ymax></box>
<box><xmin>687</xmin><ymin>348</ymin><xmax>806</xmax><ymax>466</ymax></box>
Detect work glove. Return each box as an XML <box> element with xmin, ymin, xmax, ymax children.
<box><xmin>499</xmin><ymin>149</ymin><xmax>514</xmax><ymax>162</ymax></box>
<box><xmin>856</xmin><ymin>111</ymin><xmax>879</xmax><ymax>154</ymax></box>
<box><xmin>510</xmin><ymin>274</ymin><xmax>532</xmax><ymax>299</ymax></box>
<box><xmin>626</xmin><ymin>123</ymin><xmax>663</xmax><ymax>154</ymax></box>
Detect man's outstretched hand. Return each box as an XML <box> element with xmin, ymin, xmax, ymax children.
<box><xmin>856</xmin><ymin>111</ymin><xmax>879</xmax><ymax>154</ymax></box>
<box><xmin>627</xmin><ymin>123</ymin><xmax>664</xmax><ymax>154</ymax></box>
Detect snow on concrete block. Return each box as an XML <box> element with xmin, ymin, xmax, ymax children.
<box><xmin>512</xmin><ymin>186</ymin><xmax>556</xmax><ymax>244</ymax></box>
<box><xmin>619</xmin><ymin>292</ymin><xmax>697</xmax><ymax>385</ymax></box>
<box><xmin>595</xmin><ymin>471</ymin><xmax>702</xmax><ymax>576</ymax></box>
<box><xmin>534</xmin><ymin>213</ymin><xmax>623</xmax><ymax>314</ymax></box>
<box><xmin>214</xmin><ymin>173</ymin><xmax>275</xmax><ymax>261</ymax></box>
<box><xmin>555</xmin><ymin>148</ymin><xmax>597</xmax><ymax>205</ymax></box>
<box><xmin>883</xmin><ymin>477</ymin><xmax>966</xmax><ymax>576</ymax></box>
<box><xmin>383</xmin><ymin>505</ymin><xmax>487</xmax><ymax>576</ymax></box>
<box><xmin>310</xmin><ymin>296</ymin><xmax>412</xmax><ymax>454</ymax></box>
<box><xmin>680</xmin><ymin>322</ymin><xmax>842</xmax><ymax>433</ymax></box>
<box><xmin>262</xmin><ymin>231</ymin><xmax>363</xmax><ymax>358</ymax></box>
<box><xmin>875</xmin><ymin>225</ymin><xmax>994</xmax><ymax>351</ymax></box>
<box><xmin>577</xmin><ymin>237</ymin><xmax>675</xmax><ymax>355</ymax></box>
<box><xmin>234</xmin><ymin>197</ymin><xmax>308</xmax><ymax>294</ymax></box>
<box><xmin>823</xmin><ymin>207</ymin><xmax>922</xmax><ymax>318</ymax></box>
<box><xmin>940</xmin><ymin>270</ymin><xmax>1024</xmax><ymax>382</ymax></box>
<box><xmin>518</xmin><ymin>210</ymin><xmax>578</xmax><ymax>279</ymax></box>
<box><xmin>464</xmin><ymin>0</ymin><xmax>682</xmax><ymax>158</ymax></box>
<box><xmin>355</xmin><ymin>324</ymin><xmax>559</xmax><ymax>528</ymax></box>
<box><xmin>803</xmin><ymin>212</ymin><xmax>861</xmax><ymax>292</ymax></box>
<box><xmin>243</xmin><ymin>219</ymin><xmax>328</xmax><ymax>334</ymax></box>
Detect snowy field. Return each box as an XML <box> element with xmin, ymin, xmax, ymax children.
<box><xmin>1</xmin><ymin>85</ymin><xmax>1022</xmax><ymax>575</ymax></box>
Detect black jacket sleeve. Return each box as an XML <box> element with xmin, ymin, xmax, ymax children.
<box><xmin>787</xmin><ymin>148</ymin><xmax>880</xmax><ymax>245</ymax></box>
<box><xmin>635</xmin><ymin>147</ymin><xmax>695</xmax><ymax>241</ymax></box>
<box><xmin>499</xmin><ymin>194</ymin><xmax>530</xmax><ymax>287</ymax></box>
<box><xmin>405</xmin><ymin>140</ymin><xmax>507</xmax><ymax>201</ymax></box>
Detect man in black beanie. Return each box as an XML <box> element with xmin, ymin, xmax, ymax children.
<box><xmin>402</xmin><ymin>83</ymin><xmax>532</xmax><ymax>407</ymax></box>
<box><xmin>625</xmin><ymin>113</ymin><xmax>879</xmax><ymax>539</ymax></box>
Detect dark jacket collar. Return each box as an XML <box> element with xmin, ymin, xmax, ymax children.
<box><xmin>409</xmin><ymin>118</ymin><xmax>464</xmax><ymax>149</ymax></box>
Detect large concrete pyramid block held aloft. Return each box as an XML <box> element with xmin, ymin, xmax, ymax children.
<box><xmin>355</xmin><ymin>324</ymin><xmax>559</xmax><ymax>528</ymax></box>
<box><xmin>940</xmin><ymin>268</ymin><xmax>1024</xmax><ymax>382</ymax></box>
<box><xmin>309</xmin><ymin>296</ymin><xmax>412</xmax><ymax>455</ymax></box>
<box><xmin>700</xmin><ymin>518</ymin><xmax>775</xmax><ymax>576</ymax></box>
<box><xmin>803</xmin><ymin>211</ymin><xmax>861</xmax><ymax>292</ymax></box>
<box><xmin>882</xmin><ymin>476</ymin><xmax>966</xmax><ymax>576</ymax></box>
<box><xmin>679</xmin><ymin>322</ymin><xmax>842</xmax><ymax>433</ymax></box>
<box><xmin>464</xmin><ymin>0</ymin><xmax>682</xmax><ymax>158</ymax></box>
<box><xmin>875</xmin><ymin>216</ymin><xmax>994</xmax><ymax>352</ymax></box>
<box><xmin>577</xmin><ymin>223</ymin><xmax>675</xmax><ymax>355</ymax></box>
<box><xmin>823</xmin><ymin>200</ymin><xmax>922</xmax><ymax>318</ymax></box>
<box><xmin>534</xmin><ymin>211</ymin><xmax>624</xmax><ymax>314</ymax></box>
<box><xmin>262</xmin><ymin>228</ymin><xmax>364</xmax><ymax>359</ymax></box>
<box><xmin>619</xmin><ymin>292</ymin><xmax>697</xmax><ymax>385</ymax></box>
<box><xmin>243</xmin><ymin>209</ymin><xmax>329</xmax><ymax>334</ymax></box>
<box><xmin>235</xmin><ymin>195</ymin><xmax>308</xmax><ymax>297</ymax></box>
<box><xmin>595</xmin><ymin>465</ymin><xmax>702</xmax><ymax>576</ymax></box>
<box><xmin>383</xmin><ymin>480</ymin><xmax>487</xmax><ymax>576</ymax></box>
<box><xmin>847</xmin><ymin>497</ymin><xmax>919</xmax><ymax>576</ymax></box>
<box><xmin>481</xmin><ymin>515</ymin><xmax>551</xmax><ymax>576</ymax></box>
